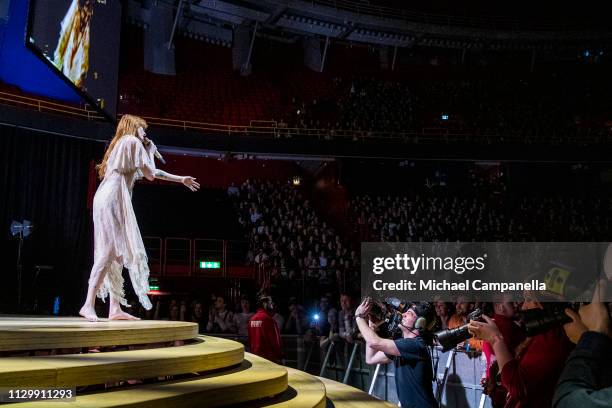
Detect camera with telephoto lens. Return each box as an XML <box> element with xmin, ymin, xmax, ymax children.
<box><xmin>435</xmin><ymin>308</ymin><xmax>484</xmax><ymax>352</ymax></box>
<box><xmin>517</xmin><ymin>302</ymin><xmax>581</xmax><ymax>337</ymax></box>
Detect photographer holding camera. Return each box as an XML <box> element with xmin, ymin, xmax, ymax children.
<box><xmin>355</xmin><ymin>298</ymin><xmax>437</xmax><ymax>408</ymax></box>
<box><xmin>468</xmin><ymin>293</ymin><xmax>573</xmax><ymax>408</ymax></box>
<box><xmin>554</xmin><ymin>279</ymin><xmax>612</xmax><ymax>408</ymax></box>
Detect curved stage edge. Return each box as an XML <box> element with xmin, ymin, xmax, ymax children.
<box><xmin>0</xmin><ymin>316</ymin><xmax>394</xmax><ymax>407</ymax></box>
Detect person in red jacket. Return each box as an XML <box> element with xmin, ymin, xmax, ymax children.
<box><xmin>469</xmin><ymin>296</ymin><xmax>573</xmax><ymax>408</ymax></box>
<box><xmin>248</xmin><ymin>295</ymin><xmax>283</xmax><ymax>363</ymax></box>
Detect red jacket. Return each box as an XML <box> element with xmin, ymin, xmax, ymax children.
<box><xmin>500</xmin><ymin>326</ymin><xmax>573</xmax><ymax>408</ymax></box>
<box><xmin>484</xmin><ymin>314</ymin><xmax>527</xmax><ymax>376</ymax></box>
<box><xmin>483</xmin><ymin>314</ymin><xmax>527</xmax><ymax>408</ymax></box>
<box><xmin>248</xmin><ymin>308</ymin><xmax>282</xmax><ymax>363</ymax></box>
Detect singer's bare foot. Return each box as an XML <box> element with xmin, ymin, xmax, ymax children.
<box><xmin>108</xmin><ymin>310</ymin><xmax>140</xmax><ymax>321</ymax></box>
<box><xmin>79</xmin><ymin>305</ymin><xmax>99</xmax><ymax>322</ymax></box>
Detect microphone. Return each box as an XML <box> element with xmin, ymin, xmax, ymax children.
<box><xmin>154</xmin><ymin>150</ymin><xmax>166</xmax><ymax>164</ymax></box>
<box><xmin>144</xmin><ymin>137</ymin><xmax>166</xmax><ymax>164</ymax></box>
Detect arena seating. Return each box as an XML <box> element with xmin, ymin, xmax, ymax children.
<box><xmin>116</xmin><ymin>30</ymin><xmax>612</xmax><ymax>143</ymax></box>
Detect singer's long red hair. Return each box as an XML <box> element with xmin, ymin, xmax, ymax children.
<box><xmin>96</xmin><ymin>114</ymin><xmax>148</xmax><ymax>180</ymax></box>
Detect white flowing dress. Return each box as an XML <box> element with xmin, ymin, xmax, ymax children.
<box><xmin>91</xmin><ymin>135</ymin><xmax>156</xmax><ymax>310</ymax></box>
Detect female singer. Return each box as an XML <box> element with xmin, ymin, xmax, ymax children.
<box><xmin>79</xmin><ymin>114</ymin><xmax>200</xmax><ymax>321</ymax></box>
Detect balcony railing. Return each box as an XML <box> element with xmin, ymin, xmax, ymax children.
<box><xmin>0</xmin><ymin>90</ymin><xmax>104</xmax><ymax>120</ymax></box>
<box><xmin>1</xmin><ymin>89</ymin><xmax>608</xmax><ymax>145</ymax></box>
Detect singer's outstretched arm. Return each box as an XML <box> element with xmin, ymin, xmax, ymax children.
<box><xmin>154</xmin><ymin>169</ymin><xmax>183</xmax><ymax>182</ymax></box>
<box><xmin>140</xmin><ymin>133</ymin><xmax>200</xmax><ymax>191</ymax></box>
<box><xmin>153</xmin><ymin>169</ymin><xmax>201</xmax><ymax>192</ymax></box>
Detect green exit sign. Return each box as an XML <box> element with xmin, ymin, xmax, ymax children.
<box><xmin>199</xmin><ymin>261</ymin><xmax>221</xmax><ymax>269</ymax></box>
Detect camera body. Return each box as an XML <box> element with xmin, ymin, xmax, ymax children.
<box><xmin>364</xmin><ymin>297</ymin><xmax>434</xmax><ymax>339</ymax></box>
<box><xmin>366</xmin><ymin>297</ymin><xmax>406</xmax><ymax>338</ymax></box>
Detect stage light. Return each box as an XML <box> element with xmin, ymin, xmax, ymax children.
<box><xmin>441</xmin><ymin>114</ymin><xmax>449</xmax><ymax>121</ymax></box>
<box><xmin>313</xmin><ymin>313</ymin><xmax>320</xmax><ymax>321</ymax></box>
<box><xmin>292</xmin><ymin>176</ymin><xmax>301</xmax><ymax>186</ymax></box>
<box><xmin>10</xmin><ymin>219</ymin><xmax>33</xmax><ymax>237</ymax></box>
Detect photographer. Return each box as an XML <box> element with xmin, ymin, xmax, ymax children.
<box><xmin>355</xmin><ymin>298</ymin><xmax>437</xmax><ymax>408</ymax></box>
<box><xmin>481</xmin><ymin>297</ymin><xmax>525</xmax><ymax>407</ymax></box>
<box><xmin>468</xmin><ymin>295</ymin><xmax>573</xmax><ymax>408</ymax></box>
<box><xmin>554</xmin><ymin>280</ymin><xmax>612</xmax><ymax>408</ymax></box>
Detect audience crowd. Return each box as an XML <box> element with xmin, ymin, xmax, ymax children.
<box><xmin>232</xmin><ymin>179</ymin><xmax>361</xmax><ymax>298</ymax></box>
<box><xmin>350</xmin><ymin>193</ymin><xmax>612</xmax><ymax>242</ymax></box>
<box><xmin>287</xmin><ymin>76</ymin><xmax>612</xmax><ymax>144</ymax></box>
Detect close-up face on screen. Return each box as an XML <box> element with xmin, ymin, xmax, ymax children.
<box><xmin>27</xmin><ymin>0</ymin><xmax>121</xmax><ymax>116</ymax></box>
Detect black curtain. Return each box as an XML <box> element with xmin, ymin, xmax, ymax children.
<box><xmin>0</xmin><ymin>124</ymin><xmax>103</xmax><ymax>314</ymax></box>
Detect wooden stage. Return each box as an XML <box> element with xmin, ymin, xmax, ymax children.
<box><xmin>0</xmin><ymin>316</ymin><xmax>395</xmax><ymax>407</ymax></box>
<box><xmin>0</xmin><ymin>316</ymin><xmax>198</xmax><ymax>351</ymax></box>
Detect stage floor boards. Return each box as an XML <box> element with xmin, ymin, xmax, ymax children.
<box><xmin>0</xmin><ymin>316</ymin><xmax>198</xmax><ymax>351</ymax></box>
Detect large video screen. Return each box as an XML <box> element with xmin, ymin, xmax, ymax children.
<box><xmin>26</xmin><ymin>0</ymin><xmax>121</xmax><ymax>118</ymax></box>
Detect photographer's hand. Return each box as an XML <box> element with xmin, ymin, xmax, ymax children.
<box><xmin>468</xmin><ymin>315</ymin><xmax>501</xmax><ymax>343</ymax></box>
<box><xmin>355</xmin><ymin>298</ymin><xmax>372</xmax><ymax>318</ymax></box>
<box><xmin>554</xmin><ymin>279</ymin><xmax>612</xmax><ymax>408</ymax></box>
<box><xmin>469</xmin><ymin>315</ymin><xmax>512</xmax><ymax>371</ymax></box>
<box><xmin>355</xmin><ymin>306</ymin><xmax>398</xmax><ymax>363</ymax></box>
<box><xmin>563</xmin><ymin>309</ymin><xmax>588</xmax><ymax>344</ymax></box>
<box><xmin>565</xmin><ymin>279</ymin><xmax>611</xmax><ymax>341</ymax></box>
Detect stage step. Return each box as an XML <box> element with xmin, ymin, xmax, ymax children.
<box><xmin>11</xmin><ymin>353</ymin><xmax>287</xmax><ymax>407</ymax></box>
<box><xmin>318</xmin><ymin>377</ymin><xmax>397</xmax><ymax>408</ymax></box>
<box><xmin>235</xmin><ymin>367</ymin><xmax>327</xmax><ymax>408</ymax></box>
<box><xmin>0</xmin><ymin>317</ymin><xmax>398</xmax><ymax>407</ymax></box>
<box><xmin>0</xmin><ymin>336</ymin><xmax>243</xmax><ymax>387</ymax></box>
<box><xmin>0</xmin><ymin>317</ymin><xmax>198</xmax><ymax>351</ymax></box>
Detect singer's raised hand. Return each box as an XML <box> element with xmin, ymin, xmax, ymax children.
<box><xmin>182</xmin><ymin>176</ymin><xmax>200</xmax><ymax>192</ymax></box>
